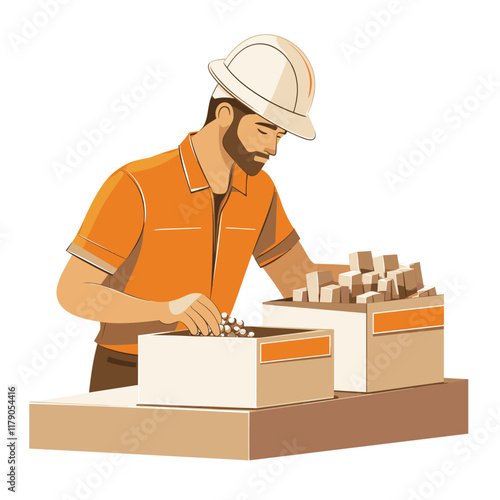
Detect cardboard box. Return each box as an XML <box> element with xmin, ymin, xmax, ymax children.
<box><xmin>138</xmin><ymin>327</ymin><xmax>334</xmax><ymax>408</ymax></box>
<box><xmin>262</xmin><ymin>295</ymin><xmax>444</xmax><ymax>393</ymax></box>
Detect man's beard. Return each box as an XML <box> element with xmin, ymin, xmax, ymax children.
<box><xmin>222</xmin><ymin>119</ymin><xmax>268</xmax><ymax>176</ymax></box>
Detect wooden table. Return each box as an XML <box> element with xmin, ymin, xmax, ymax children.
<box><xmin>30</xmin><ymin>378</ymin><xmax>468</xmax><ymax>460</ymax></box>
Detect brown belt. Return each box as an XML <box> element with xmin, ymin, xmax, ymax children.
<box><xmin>89</xmin><ymin>345</ymin><xmax>138</xmax><ymax>392</ymax></box>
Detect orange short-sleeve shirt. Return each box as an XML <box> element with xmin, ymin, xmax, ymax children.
<box><xmin>69</xmin><ymin>170</ymin><xmax>144</xmax><ymax>273</ymax></box>
<box><xmin>68</xmin><ymin>132</ymin><xmax>299</xmax><ymax>351</ymax></box>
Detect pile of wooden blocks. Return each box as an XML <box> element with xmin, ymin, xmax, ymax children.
<box><xmin>293</xmin><ymin>251</ymin><xmax>437</xmax><ymax>304</ymax></box>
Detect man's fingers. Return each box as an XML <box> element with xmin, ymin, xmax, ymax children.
<box><xmin>181</xmin><ymin>312</ymin><xmax>198</xmax><ymax>336</ymax></box>
<box><xmin>173</xmin><ymin>294</ymin><xmax>221</xmax><ymax>336</ymax></box>
<box><xmin>197</xmin><ymin>295</ymin><xmax>222</xmax><ymax>324</ymax></box>
<box><xmin>192</xmin><ymin>301</ymin><xmax>220</xmax><ymax>336</ymax></box>
<box><xmin>187</xmin><ymin>307</ymin><xmax>210</xmax><ymax>336</ymax></box>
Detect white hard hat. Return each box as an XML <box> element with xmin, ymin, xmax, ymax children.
<box><xmin>208</xmin><ymin>34</ymin><xmax>316</xmax><ymax>140</ymax></box>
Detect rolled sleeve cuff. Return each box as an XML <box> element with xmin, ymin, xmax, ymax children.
<box><xmin>254</xmin><ymin>230</ymin><xmax>300</xmax><ymax>268</ymax></box>
<box><xmin>67</xmin><ymin>235</ymin><xmax>124</xmax><ymax>274</ymax></box>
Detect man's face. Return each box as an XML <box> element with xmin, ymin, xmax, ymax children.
<box><xmin>223</xmin><ymin>111</ymin><xmax>287</xmax><ymax>176</ymax></box>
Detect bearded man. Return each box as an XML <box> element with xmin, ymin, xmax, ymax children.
<box><xmin>57</xmin><ymin>35</ymin><xmax>348</xmax><ymax>391</ymax></box>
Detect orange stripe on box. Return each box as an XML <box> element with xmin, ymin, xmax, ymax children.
<box><xmin>260</xmin><ymin>336</ymin><xmax>331</xmax><ymax>363</ymax></box>
<box><xmin>373</xmin><ymin>306</ymin><xmax>444</xmax><ymax>334</ymax></box>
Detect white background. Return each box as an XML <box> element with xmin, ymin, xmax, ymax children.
<box><xmin>2</xmin><ymin>0</ymin><xmax>499</xmax><ymax>498</ymax></box>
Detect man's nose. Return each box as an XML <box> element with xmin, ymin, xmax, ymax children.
<box><xmin>264</xmin><ymin>139</ymin><xmax>277</xmax><ymax>156</ymax></box>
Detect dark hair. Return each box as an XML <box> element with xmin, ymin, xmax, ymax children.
<box><xmin>204</xmin><ymin>97</ymin><xmax>255</xmax><ymax>126</ymax></box>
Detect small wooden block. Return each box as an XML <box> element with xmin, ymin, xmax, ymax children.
<box><xmin>339</xmin><ymin>271</ymin><xmax>362</xmax><ymax>288</ymax></box>
<box><xmin>417</xmin><ymin>286</ymin><xmax>436</xmax><ymax>297</ymax></box>
<box><xmin>362</xmin><ymin>271</ymin><xmax>379</xmax><ymax>292</ymax></box>
<box><xmin>340</xmin><ymin>286</ymin><xmax>350</xmax><ymax>304</ymax></box>
<box><xmin>306</xmin><ymin>271</ymin><xmax>334</xmax><ymax>302</ymax></box>
<box><xmin>386</xmin><ymin>270</ymin><xmax>405</xmax><ymax>299</ymax></box>
<box><xmin>292</xmin><ymin>287</ymin><xmax>308</xmax><ymax>302</ymax></box>
<box><xmin>320</xmin><ymin>284</ymin><xmax>341</xmax><ymax>303</ymax></box>
<box><xmin>349</xmin><ymin>251</ymin><xmax>374</xmax><ymax>273</ymax></box>
<box><xmin>356</xmin><ymin>292</ymin><xmax>373</xmax><ymax>304</ymax></box>
<box><xmin>356</xmin><ymin>291</ymin><xmax>384</xmax><ymax>304</ymax></box>
<box><xmin>410</xmin><ymin>262</ymin><xmax>424</xmax><ymax>290</ymax></box>
<box><xmin>373</xmin><ymin>255</ymin><xmax>400</xmax><ymax>279</ymax></box>
<box><xmin>377</xmin><ymin>278</ymin><xmax>392</xmax><ymax>300</ymax></box>
<box><xmin>400</xmin><ymin>268</ymin><xmax>418</xmax><ymax>296</ymax></box>
<box><xmin>389</xmin><ymin>278</ymin><xmax>399</xmax><ymax>300</ymax></box>
<box><xmin>339</xmin><ymin>271</ymin><xmax>363</xmax><ymax>302</ymax></box>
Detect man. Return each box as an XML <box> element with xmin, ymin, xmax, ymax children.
<box><xmin>57</xmin><ymin>35</ymin><xmax>349</xmax><ymax>392</ymax></box>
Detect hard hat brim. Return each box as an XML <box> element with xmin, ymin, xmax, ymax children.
<box><xmin>208</xmin><ymin>59</ymin><xmax>316</xmax><ymax>140</ymax></box>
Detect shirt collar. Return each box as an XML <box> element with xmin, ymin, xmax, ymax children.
<box><xmin>178</xmin><ymin>132</ymin><xmax>248</xmax><ymax>196</ymax></box>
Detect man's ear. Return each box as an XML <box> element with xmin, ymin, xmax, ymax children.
<box><xmin>215</xmin><ymin>102</ymin><xmax>234</xmax><ymax>129</ymax></box>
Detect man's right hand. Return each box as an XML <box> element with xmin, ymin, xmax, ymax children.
<box><xmin>163</xmin><ymin>293</ymin><xmax>222</xmax><ymax>336</ymax></box>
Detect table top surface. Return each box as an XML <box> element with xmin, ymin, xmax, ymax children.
<box><xmin>30</xmin><ymin>378</ymin><xmax>465</xmax><ymax>413</ymax></box>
